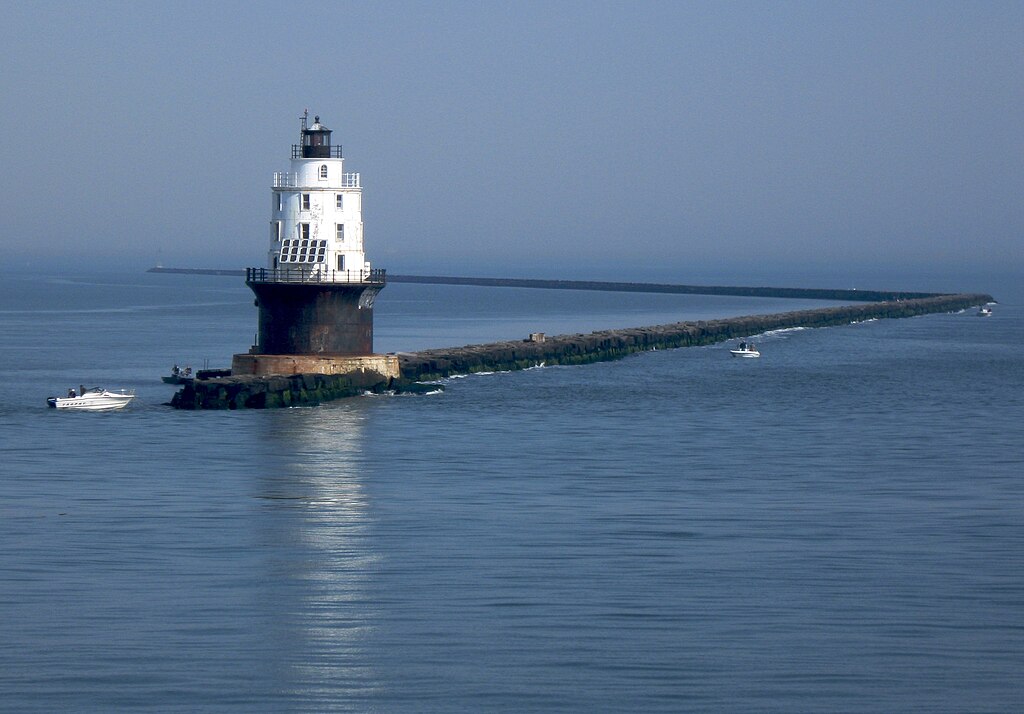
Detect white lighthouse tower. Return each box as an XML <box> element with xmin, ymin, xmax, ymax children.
<box><xmin>267</xmin><ymin>111</ymin><xmax>369</xmax><ymax>279</ymax></box>
<box><xmin>233</xmin><ymin>112</ymin><xmax>396</xmax><ymax>379</ymax></box>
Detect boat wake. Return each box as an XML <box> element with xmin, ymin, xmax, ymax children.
<box><xmin>361</xmin><ymin>388</ymin><xmax>444</xmax><ymax>397</ymax></box>
<box><xmin>0</xmin><ymin>301</ymin><xmax>244</xmax><ymax>316</ymax></box>
<box><xmin>439</xmin><ymin>361</ymin><xmax>547</xmax><ymax>382</ymax></box>
<box><xmin>757</xmin><ymin>326</ymin><xmax>810</xmax><ymax>338</ymax></box>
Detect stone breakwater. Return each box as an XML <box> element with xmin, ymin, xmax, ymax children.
<box><xmin>170</xmin><ymin>369</ymin><xmax>436</xmax><ymax>410</ymax></box>
<box><xmin>385</xmin><ymin>274</ymin><xmax>942</xmax><ymax>303</ymax></box>
<box><xmin>170</xmin><ymin>292</ymin><xmax>991</xmax><ymax>409</ymax></box>
<box><xmin>398</xmin><ymin>293</ymin><xmax>993</xmax><ymax>382</ymax></box>
<box><xmin>146</xmin><ymin>267</ymin><xmax>939</xmax><ymax>303</ymax></box>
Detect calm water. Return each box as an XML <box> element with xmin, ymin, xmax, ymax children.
<box><xmin>0</xmin><ymin>272</ymin><xmax>1021</xmax><ymax>712</ymax></box>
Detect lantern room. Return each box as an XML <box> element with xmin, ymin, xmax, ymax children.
<box><xmin>293</xmin><ymin>112</ymin><xmax>342</xmax><ymax>159</ymax></box>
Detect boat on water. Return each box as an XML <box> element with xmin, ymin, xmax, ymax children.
<box><xmin>47</xmin><ymin>387</ymin><xmax>135</xmax><ymax>411</ymax></box>
<box><xmin>162</xmin><ymin>364</ymin><xmax>193</xmax><ymax>383</ymax></box>
<box><xmin>729</xmin><ymin>341</ymin><xmax>760</xmax><ymax>358</ymax></box>
<box><xmin>977</xmin><ymin>307</ymin><xmax>993</xmax><ymax>317</ymax></box>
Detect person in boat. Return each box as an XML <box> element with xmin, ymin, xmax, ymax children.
<box><xmin>172</xmin><ymin>364</ymin><xmax>180</xmax><ymax>376</ymax></box>
<box><xmin>183</xmin><ymin>366</ymin><xmax>192</xmax><ymax>377</ymax></box>
<box><xmin>68</xmin><ymin>388</ymin><xmax>76</xmax><ymax>397</ymax></box>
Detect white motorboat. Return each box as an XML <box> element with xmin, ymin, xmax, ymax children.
<box><xmin>729</xmin><ymin>341</ymin><xmax>760</xmax><ymax>358</ymax></box>
<box><xmin>977</xmin><ymin>307</ymin><xmax>993</xmax><ymax>317</ymax></box>
<box><xmin>47</xmin><ymin>387</ymin><xmax>135</xmax><ymax>411</ymax></box>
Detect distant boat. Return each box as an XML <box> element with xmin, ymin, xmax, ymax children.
<box><xmin>977</xmin><ymin>307</ymin><xmax>993</xmax><ymax>317</ymax></box>
<box><xmin>47</xmin><ymin>387</ymin><xmax>135</xmax><ymax>411</ymax></box>
<box><xmin>730</xmin><ymin>341</ymin><xmax>760</xmax><ymax>358</ymax></box>
<box><xmin>161</xmin><ymin>375</ymin><xmax>191</xmax><ymax>384</ymax></box>
<box><xmin>162</xmin><ymin>365</ymin><xmax>193</xmax><ymax>383</ymax></box>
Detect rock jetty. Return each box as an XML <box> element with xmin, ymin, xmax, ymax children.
<box><xmin>170</xmin><ymin>291</ymin><xmax>991</xmax><ymax>409</ymax></box>
<box><xmin>170</xmin><ymin>370</ymin><xmax>435</xmax><ymax>410</ymax></box>
<box><xmin>398</xmin><ymin>293</ymin><xmax>992</xmax><ymax>381</ymax></box>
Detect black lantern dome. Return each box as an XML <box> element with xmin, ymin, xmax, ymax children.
<box><xmin>302</xmin><ymin>115</ymin><xmax>332</xmax><ymax>158</ymax></box>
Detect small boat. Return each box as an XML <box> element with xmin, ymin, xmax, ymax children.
<box><xmin>162</xmin><ymin>365</ymin><xmax>193</xmax><ymax>383</ymax></box>
<box><xmin>729</xmin><ymin>341</ymin><xmax>760</xmax><ymax>358</ymax></box>
<box><xmin>977</xmin><ymin>307</ymin><xmax>993</xmax><ymax>317</ymax></box>
<box><xmin>47</xmin><ymin>387</ymin><xmax>135</xmax><ymax>411</ymax></box>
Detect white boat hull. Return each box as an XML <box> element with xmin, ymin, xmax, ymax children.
<box><xmin>47</xmin><ymin>390</ymin><xmax>135</xmax><ymax>411</ymax></box>
<box><xmin>730</xmin><ymin>342</ymin><xmax>760</xmax><ymax>358</ymax></box>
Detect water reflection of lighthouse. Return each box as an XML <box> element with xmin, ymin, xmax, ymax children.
<box><xmin>257</xmin><ymin>405</ymin><xmax>381</xmax><ymax>697</ymax></box>
<box><xmin>236</xmin><ymin>111</ymin><xmax>391</xmax><ymax>376</ymax></box>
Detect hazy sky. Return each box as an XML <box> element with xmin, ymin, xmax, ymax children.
<box><xmin>2</xmin><ymin>1</ymin><xmax>1020</xmax><ymax>288</ymax></box>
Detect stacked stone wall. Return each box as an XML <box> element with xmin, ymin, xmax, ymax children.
<box><xmin>398</xmin><ymin>293</ymin><xmax>992</xmax><ymax>381</ymax></box>
<box><xmin>171</xmin><ymin>370</ymin><xmax>391</xmax><ymax>410</ymax></box>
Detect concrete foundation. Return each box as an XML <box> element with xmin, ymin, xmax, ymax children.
<box><xmin>231</xmin><ymin>352</ymin><xmax>400</xmax><ymax>379</ymax></box>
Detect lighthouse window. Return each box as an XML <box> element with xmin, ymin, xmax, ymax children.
<box><xmin>298</xmin><ymin>223</ymin><xmax>310</xmax><ymax>240</ymax></box>
<box><xmin>301</xmin><ymin>193</ymin><xmax>310</xmax><ymax>210</ymax></box>
<box><xmin>319</xmin><ymin>165</ymin><xmax>328</xmax><ymax>180</ymax></box>
<box><xmin>337</xmin><ymin>254</ymin><xmax>346</xmax><ymax>271</ymax></box>
<box><xmin>336</xmin><ymin>224</ymin><xmax>345</xmax><ymax>242</ymax></box>
<box><xmin>335</xmin><ymin>194</ymin><xmax>343</xmax><ymax>209</ymax></box>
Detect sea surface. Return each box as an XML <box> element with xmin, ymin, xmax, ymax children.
<box><xmin>0</xmin><ymin>272</ymin><xmax>1021</xmax><ymax>712</ymax></box>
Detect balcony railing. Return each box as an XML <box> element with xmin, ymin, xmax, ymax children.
<box><xmin>246</xmin><ymin>267</ymin><xmax>386</xmax><ymax>285</ymax></box>
<box><xmin>292</xmin><ymin>145</ymin><xmax>344</xmax><ymax>159</ymax></box>
<box><xmin>273</xmin><ymin>172</ymin><xmax>297</xmax><ymax>188</ymax></box>
<box><xmin>272</xmin><ymin>172</ymin><xmax>360</xmax><ymax>188</ymax></box>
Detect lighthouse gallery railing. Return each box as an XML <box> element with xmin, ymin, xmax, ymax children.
<box><xmin>273</xmin><ymin>172</ymin><xmax>361</xmax><ymax>188</ymax></box>
<box><xmin>246</xmin><ymin>267</ymin><xmax>386</xmax><ymax>285</ymax></box>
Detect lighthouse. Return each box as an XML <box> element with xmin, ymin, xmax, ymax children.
<box><xmin>231</xmin><ymin>112</ymin><xmax>398</xmax><ymax>379</ymax></box>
